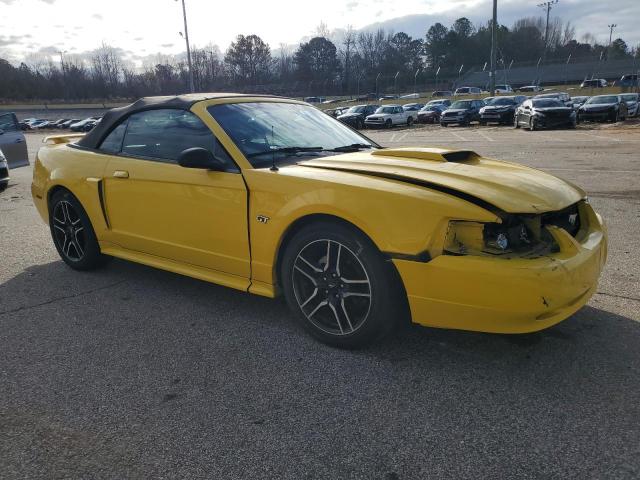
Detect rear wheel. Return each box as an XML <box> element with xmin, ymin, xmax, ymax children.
<box><xmin>441</xmin><ymin>122</ymin><xmax>448</xmax><ymax>127</ymax></box>
<box><xmin>0</xmin><ymin>181</ymin><xmax>7</xmax><ymax>192</ymax></box>
<box><xmin>49</xmin><ymin>189</ymin><xmax>109</xmax><ymax>270</ymax></box>
<box><xmin>407</xmin><ymin>116</ymin><xmax>413</xmax><ymax>126</ymax></box>
<box><xmin>281</xmin><ymin>221</ymin><xmax>403</xmax><ymax>348</ymax></box>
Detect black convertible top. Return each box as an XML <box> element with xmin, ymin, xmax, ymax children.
<box><xmin>77</xmin><ymin>93</ymin><xmax>285</xmax><ymax>150</ymax></box>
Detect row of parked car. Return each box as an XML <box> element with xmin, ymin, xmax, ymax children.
<box><xmin>20</xmin><ymin>116</ymin><xmax>102</xmax><ymax>132</ymax></box>
<box><xmin>328</xmin><ymin>91</ymin><xmax>638</xmax><ymax>130</ymax></box>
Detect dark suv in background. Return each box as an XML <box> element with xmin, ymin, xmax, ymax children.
<box><xmin>440</xmin><ymin>99</ymin><xmax>485</xmax><ymax>126</ymax></box>
<box><xmin>337</xmin><ymin>104</ymin><xmax>380</xmax><ymax>129</ymax></box>
<box><xmin>479</xmin><ymin>96</ymin><xmax>526</xmax><ymax>125</ymax></box>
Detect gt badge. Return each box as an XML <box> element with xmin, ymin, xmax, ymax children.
<box><xmin>257</xmin><ymin>215</ymin><xmax>270</xmax><ymax>224</ymax></box>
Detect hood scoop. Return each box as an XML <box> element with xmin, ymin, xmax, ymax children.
<box><xmin>371</xmin><ymin>147</ymin><xmax>479</xmax><ymax>163</ymax></box>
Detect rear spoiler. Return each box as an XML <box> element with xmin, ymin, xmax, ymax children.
<box><xmin>42</xmin><ymin>133</ymin><xmax>85</xmax><ymax>145</ymax></box>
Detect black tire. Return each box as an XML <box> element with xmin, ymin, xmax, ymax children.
<box><xmin>0</xmin><ymin>181</ymin><xmax>7</xmax><ymax>192</ymax></box>
<box><xmin>385</xmin><ymin>119</ymin><xmax>392</xmax><ymax>129</ymax></box>
<box><xmin>407</xmin><ymin>116</ymin><xmax>413</xmax><ymax>126</ymax></box>
<box><xmin>479</xmin><ymin>120</ymin><xmax>487</xmax><ymax>126</ymax></box>
<box><xmin>49</xmin><ymin>189</ymin><xmax>109</xmax><ymax>270</ymax></box>
<box><xmin>441</xmin><ymin>122</ymin><xmax>448</xmax><ymax>127</ymax></box>
<box><xmin>357</xmin><ymin>118</ymin><xmax>364</xmax><ymax>129</ymax></box>
<box><xmin>281</xmin><ymin>221</ymin><xmax>404</xmax><ymax>349</ymax></box>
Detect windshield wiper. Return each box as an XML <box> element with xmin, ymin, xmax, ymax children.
<box><xmin>246</xmin><ymin>146</ymin><xmax>323</xmax><ymax>158</ymax></box>
<box><xmin>326</xmin><ymin>143</ymin><xmax>374</xmax><ymax>152</ymax></box>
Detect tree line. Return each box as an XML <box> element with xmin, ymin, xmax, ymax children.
<box><xmin>0</xmin><ymin>16</ymin><xmax>637</xmax><ymax>102</ymax></box>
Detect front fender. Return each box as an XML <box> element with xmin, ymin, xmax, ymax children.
<box><xmin>243</xmin><ymin>166</ymin><xmax>497</xmax><ymax>289</ymax></box>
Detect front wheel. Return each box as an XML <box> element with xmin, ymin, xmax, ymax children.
<box><xmin>407</xmin><ymin>116</ymin><xmax>413</xmax><ymax>126</ymax></box>
<box><xmin>385</xmin><ymin>119</ymin><xmax>393</xmax><ymax>129</ymax></box>
<box><xmin>49</xmin><ymin>189</ymin><xmax>109</xmax><ymax>270</ymax></box>
<box><xmin>281</xmin><ymin>222</ymin><xmax>404</xmax><ymax>348</ymax></box>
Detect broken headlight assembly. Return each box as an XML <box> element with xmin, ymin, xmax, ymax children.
<box><xmin>443</xmin><ymin>203</ymin><xmax>583</xmax><ymax>257</ymax></box>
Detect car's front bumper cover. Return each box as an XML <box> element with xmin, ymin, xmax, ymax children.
<box><xmin>393</xmin><ymin>202</ymin><xmax>607</xmax><ymax>334</ymax></box>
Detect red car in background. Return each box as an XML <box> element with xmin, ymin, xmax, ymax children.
<box><xmin>417</xmin><ymin>104</ymin><xmax>445</xmax><ymax>123</ymax></box>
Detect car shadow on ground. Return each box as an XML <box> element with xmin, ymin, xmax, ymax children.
<box><xmin>1</xmin><ymin>256</ymin><xmax>637</xmax><ymax>368</ymax></box>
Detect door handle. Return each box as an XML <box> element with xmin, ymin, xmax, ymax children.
<box><xmin>113</xmin><ymin>170</ymin><xmax>129</xmax><ymax>179</ymax></box>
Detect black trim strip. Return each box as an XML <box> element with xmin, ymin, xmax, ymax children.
<box><xmin>384</xmin><ymin>250</ymin><xmax>432</xmax><ymax>263</ymax></box>
<box><xmin>97</xmin><ymin>180</ymin><xmax>110</xmax><ymax>229</ymax></box>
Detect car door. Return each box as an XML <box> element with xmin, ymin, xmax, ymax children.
<box><xmin>99</xmin><ymin>108</ymin><xmax>251</xmax><ymax>280</ymax></box>
<box><xmin>0</xmin><ymin>113</ymin><xmax>29</xmax><ymax>168</ymax></box>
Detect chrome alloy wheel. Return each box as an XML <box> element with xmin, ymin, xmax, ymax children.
<box><xmin>292</xmin><ymin>239</ymin><xmax>372</xmax><ymax>336</ymax></box>
<box><xmin>52</xmin><ymin>200</ymin><xmax>86</xmax><ymax>261</ymax></box>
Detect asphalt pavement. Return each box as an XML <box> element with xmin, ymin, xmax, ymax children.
<box><xmin>0</xmin><ymin>128</ymin><xmax>639</xmax><ymax>479</ymax></box>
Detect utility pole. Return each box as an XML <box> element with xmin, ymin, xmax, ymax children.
<box><xmin>58</xmin><ymin>50</ymin><xmax>67</xmax><ymax>99</ymax></box>
<box><xmin>537</xmin><ymin>0</ymin><xmax>558</xmax><ymax>63</ymax></box>
<box><xmin>177</xmin><ymin>0</ymin><xmax>195</xmax><ymax>92</ymax></box>
<box><xmin>489</xmin><ymin>0</ymin><xmax>497</xmax><ymax>95</ymax></box>
<box><xmin>607</xmin><ymin>24</ymin><xmax>617</xmax><ymax>61</ymax></box>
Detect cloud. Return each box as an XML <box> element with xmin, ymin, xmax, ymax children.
<box><xmin>92</xmin><ymin>13</ymin><xmax>103</xmax><ymax>20</ymax></box>
<box><xmin>160</xmin><ymin>43</ymin><xmax>175</xmax><ymax>48</ymax></box>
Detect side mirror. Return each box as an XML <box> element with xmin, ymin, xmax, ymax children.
<box><xmin>178</xmin><ymin>147</ymin><xmax>226</xmax><ymax>171</ymax></box>
<box><xmin>0</xmin><ymin>129</ymin><xmax>4</xmax><ymax>135</ymax></box>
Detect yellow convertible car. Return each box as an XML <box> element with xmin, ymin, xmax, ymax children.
<box><xmin>32</xmin><ymin>94</ymin><xmax>607</xmax><ymax>348</ymax></box>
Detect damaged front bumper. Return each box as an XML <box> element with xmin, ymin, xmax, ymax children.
<box><xmin>393</xmin><ymin>202</ymin><xmax>607</xmax><ymax>334</ymax></box>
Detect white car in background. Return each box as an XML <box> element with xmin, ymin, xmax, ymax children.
<box><xmin>364</xmin><ymin>104</ymin><xmax>414</xmax><ymax>128</ymax></box>
<box><xmin>0</xmin><ymin>149</ymin><xmax>9</xmax><ymax>191</ymax></box>
<box><xmin>454</xmin><ymin>86</ymin><xmax>482</xmax><ymax>96</ymax></box>
<box><xmin>494</xmin><ymin>84</ymin><xmax>514</xmax><ymax>93</ymax></box>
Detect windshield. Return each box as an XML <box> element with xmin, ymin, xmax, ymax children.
<box><xmin>488</xmin><ymin>98</ymin><xmax>515</xmax><ymax>106</ymax></box>
<box><xmin>421</xmin><ymin>106</ymin><xmax>439</xmax><ymax>111</ymax></box>
<box><xmin>620</xmin><ymin>94</ymin><xmax>638</xmax><ymax>101</ymax></box>
<box><xmin>532</xmin><ymin>99</ymin><xmax>563</xmax><ymax>108</ymax></box>
<box><xmin>208</xmin><ymin>102</ymin><xmax>374</xmax><ymax>168</ymax></box>
<box><xmin>450</xmin><ymin>101</ymin><xmax>472</xmax><ymax>109</ymax></box>
<box><xmin>347</xmin><ymin>106</ymin><xmax>365</xmax><ymax>113</ymax></box>
<box><xmin>586</xmin><ymin>96</ymin><xmax>618</xmax><ymax>105</ymax></box>
<box><xmin>375</xmin><ymin>107</ymin><xmax>395</xmax><ymax>114</ymax></box>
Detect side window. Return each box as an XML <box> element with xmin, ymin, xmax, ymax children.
<box><xmin>99</xmin><ymin>121</ymin><xmax>127</xmax><ymax>153</ymax></box>
<box><xmin>0</xmin><ymin>113</ymin><xmax>18</xmax><ymax>132</ymax></box>
<box><xmin>120</xmin><ymin>109</ymin><xmax>234</xmax><ymax>167</ymax></box>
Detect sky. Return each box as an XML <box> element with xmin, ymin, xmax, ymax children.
<box><xmin>1</xmin><ymin>0</ymin><xmax>638</xmax><ymax>67</ymax></box>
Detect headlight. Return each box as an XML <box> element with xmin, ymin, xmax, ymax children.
<box><xmin>444</xmin><ymin>220</ymin><xmax>536</xmax><ymax>255</ymax></box>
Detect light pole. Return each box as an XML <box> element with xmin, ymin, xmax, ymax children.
<box><xmin>414</xmin><ymin>68</ymin><xmax>421</xmax><ymax>94</ymax></box>
<box><xmin>435</xmin><ymin>66</ymin><xmax>440</xmax><ymax>92</ymax></box>
<box><xmin>607</xmin><ymin>24</ymin><xmax>617</xmax><ymax>61</ymax></box>
<box><xmin>176</xmin><ymin>0</ymin><xmax>195</xmax><ymax>92</ymax></box>
<box><xmin>490</xmin><ymin>0</ymin><xmax>497</xmax><ymax>95</ymax></box>
<box><xmin>537</xmin><ymin>0</ymin><xmax>558</xmax><ymax>63</ymax></box>
<box><xmin>58</xmin><ymin>50</ymin><xmax>67</xmax><ymax>98</ymax></box>
<box><xmin>394</xmin><ymin>71</ymin><xmax>400</xmax><ymax>97</ymax></box>
<box><xmin>375</xmin><ymin>72</ymin><xmax>381</xmax><ymax>97</ymax></box>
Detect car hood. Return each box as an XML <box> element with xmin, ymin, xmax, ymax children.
<box><xmin>338</xmin><ymin>113</ymin><xmax>362</xmax><ymax>119</ymax></box>
<box><xmin>535</xmin><ymin>107</ymin><xmax>573</xmax><ymax>113</ymax></box>
<box><xmin>296</xmin><ymin>147</ymin><xmax>584</xmax><ymax>214</ymax></box>
<box><xmin>581</xmin><ymin>103</ymin><xmax>616</xmax><ymax>110</ymax></box>
<box><xmin>443</xmin><ymin>109</ymin><xmax>469</xmax><ymax>114</ymax></box>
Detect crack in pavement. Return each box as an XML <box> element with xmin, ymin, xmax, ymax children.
<box><xmin>0</xmin><ymin>280</ymin><xmax>127</xmax><ymax>317</ymax></box>
<box><xmin>596</xmin><ymin>291</ymin><xmax>640</xmax><ymax>302</ymax></box>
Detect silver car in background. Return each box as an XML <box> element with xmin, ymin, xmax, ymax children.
<box><xmin>0</xmin><ymin>149</ymin><xmax>9</xmax><ymax>191</ymax></box>
<box><xmin>0</xmin><ymin>112</ymin><xmax>29</xmax><ymax>168</ymax></box>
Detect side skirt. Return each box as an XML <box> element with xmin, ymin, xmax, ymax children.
<box><xmin>99</xmin><ymin>243</ymin><xmax>265</xmax><ymax>296</ymax></box>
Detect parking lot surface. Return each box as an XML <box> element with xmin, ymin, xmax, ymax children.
<box><xmin>1</xmin><ymin>128</ymin><xmax>639</xmax><ymax>479</ymax></box>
